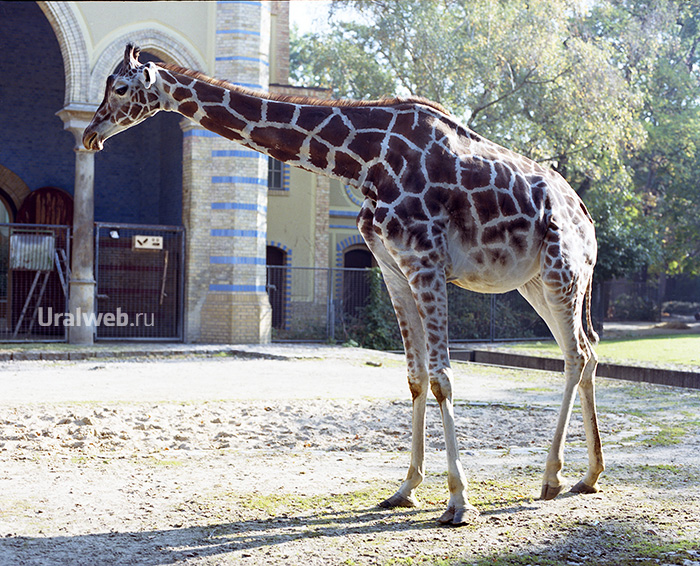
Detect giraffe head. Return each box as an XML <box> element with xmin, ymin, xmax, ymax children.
<box><xmin>83</xmin><ymin>44</ymin><xmax>163</xmax><ymax>151</ymax></box>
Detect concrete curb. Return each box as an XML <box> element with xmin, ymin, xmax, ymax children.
<box><xmin>451</xmin><ymin>350</ymin><xmax>700</xmax><ymax>390</ymax></box>
<box><xmin>0</xmin><ymin>347</ymin><xmax>292</xmax><ymax>363</ymax></box>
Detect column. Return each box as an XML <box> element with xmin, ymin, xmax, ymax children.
<box><xmin>182</xmin><ymin>0</ymin><xmax>272</xmax><ymax>343</ymax></box>
<box><xmin>57</xmin><ymin>104</ymin><xmax>98</xmax><ymax>344</ymax></box>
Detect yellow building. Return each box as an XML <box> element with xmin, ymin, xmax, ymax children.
<box><xmin>0</xmin><ymin>1</ymin><xmax>368</xmax><ymax>344</ymax></box>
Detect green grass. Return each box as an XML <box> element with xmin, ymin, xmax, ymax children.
<box><xmin>497</xmin><ymin>334</ymin><xmax>700</xmax><ymax>368</ymax></box>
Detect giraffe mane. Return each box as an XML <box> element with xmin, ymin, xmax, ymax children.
<box><xmin>155</xmin><ymin>62</ymin><xmax>452</xmax><ymax>116</ymax></box>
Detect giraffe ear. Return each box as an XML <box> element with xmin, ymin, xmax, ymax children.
<box><xmin>140</xmin><ymin>63</ymin><xmax>157</xmax><ymax>89</ymax></box>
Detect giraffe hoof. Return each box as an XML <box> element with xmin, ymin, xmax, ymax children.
<box><xmin>570</xmin><ymin>480</ymin><xmax>601</xmax><ymax>495</ymax></box>
<box><xmin>538</xmin><ymin>483</ymin><xmax>564</xmax><ymax>501</ymax></box>
<box><xmin>378</xmin><ymin>492</ymin><xmax>418</xmax><ymax>509</ymax></box>
<box><xmin>437</xmin><ymin>504</ymin><xmax>479</xmax><ymax>526</ymax></box>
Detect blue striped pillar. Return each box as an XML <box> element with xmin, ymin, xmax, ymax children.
<box><xmin>182</xmin><ymin>1</ymin><xmax>272</xmax><ymax>343</ymax></box>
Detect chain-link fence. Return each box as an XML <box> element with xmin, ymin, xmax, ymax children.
<box><xmin>0</xmin><ymin>224</ymin><xmax>71</xmax><ymax>342</ymax></box>
<box><xmin>266</xmin><ymin>265</ymin><xmax>552</xmax><ymax>345</ymax></box>
<box><xmin>95</xmin><ymin>223</ymin><xmax>185</xmax><ymax>341</ymax></box>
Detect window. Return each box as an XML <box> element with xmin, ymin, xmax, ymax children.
<box><xmin>268</xmin><ymin>158</ymin><xmax>284</xmax><ymax>191</ymax></box>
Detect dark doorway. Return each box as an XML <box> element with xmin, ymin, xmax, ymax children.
<box><xmin>343</xmin><ymin>246</ymin><xmax>373</xmax><ymax>317</ymax></box>
<box><xmin>266</xmin><ymin>246</ymin><xmax>287</xmax><ymax>329</ymax></box>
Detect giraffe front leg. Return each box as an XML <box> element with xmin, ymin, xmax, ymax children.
<box><xmin>415</xmin><ymin>270</ymin><xmax>477</xmax><ymax>525</ymax></box>
<box><xmin>367</xmin><ymin>263</ymin><xmax>430</xmax><ymax>511</ymax></box>
<box><xmin>431</xmin><ymin>367</ymin><xmax>479</xmax><ymax>525</ymax></box>
<box><xmin>379</xmin><ymin>373</ymin><xmax>428</xmax><ymax>509</ymax></box>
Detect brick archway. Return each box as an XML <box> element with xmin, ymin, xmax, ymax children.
<box><xmin>37</xmin><ymin>2</ymin><xmax>89</xmax><ymax>104</ymax></box>
<box><xmin>88</xmin><ymin>29</ymin><xmax>205</xmax><ymax>103</ymax></box>
<box><xmin>0</xmin><ymin>164</ymin><xmax>30</xmax><ymax>216</ymax></box>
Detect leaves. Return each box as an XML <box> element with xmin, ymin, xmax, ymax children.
<box><xmin>291</xmin><ymin>0</ymin><xmax>700</xmax><ymax>277</ymax></box>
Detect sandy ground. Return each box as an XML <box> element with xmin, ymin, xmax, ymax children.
<box><xmin>1</xmin><ymin>345</ymin><xmax>699</xmax><ymax>565</ymax></box>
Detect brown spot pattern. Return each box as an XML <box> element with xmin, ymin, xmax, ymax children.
<box><xmin>193</xmin><ymin>81</ymin><xmax>224</xmax><ymax>104</ymax></box>
<box><xmin>318</xmin><ymin>114</ymin><xmax>351</xmax><ymax>147</ymax></box>
<box><xmin>332</xmin><ymin>151</ymin><xmax>362</xmax><ymax>180</ymax></box>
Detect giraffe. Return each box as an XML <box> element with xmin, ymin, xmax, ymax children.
<box><xmin>84</xmin><ymin>44</ymin><xmax>604</xmax><ymax>525</ymax></box>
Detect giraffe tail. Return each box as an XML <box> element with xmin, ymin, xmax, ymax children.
<box><xmin>585</xmin><ymin>278</ymin><xmax>599</xmax><ymax>346</ymax></box>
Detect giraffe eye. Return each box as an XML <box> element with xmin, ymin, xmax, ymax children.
<box><xmin>115</xmin><ymin>85</ymin><xmax>128</xmax><ymax>96</ymax></box>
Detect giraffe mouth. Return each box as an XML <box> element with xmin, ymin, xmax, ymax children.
<box><xmin>83</xmin><ymin>131</ymin><xmax>104</xmax><ymax>151</ymax></box>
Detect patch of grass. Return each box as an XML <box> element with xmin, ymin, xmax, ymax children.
<box><xmin>627</xmin><ymin>540</ymin><xmax>700</xmax><ymax>564</ymax></box>
<box><xmin>383</xmin><ymin>556</ymin><xmax>453</xmax><ymax>566</ymax></box>
<box><xmin>146</xmin><ymin>457</ymin><xmax>184</xmax><ymax>467</ymax></box>
<box><xmin>497</xmin><ymin>335</ymin><xmax>700</xmax><ymax>367</ymax></box>
<box><xmin>469</xmin><ymin>478</ymin><xmax>536</xmax><ymax>511</ymax></box>
<box><xmin>217</xmin><ymin>483</ymin><xmax>398</xmax><ymax>518</ymax></box>
<box><xmin>468</xmin><ymin>557</ymin><xmax>562</xmax><ymax>566</ymax></box>
<box><xmin>611</xmin><ymin>463</ymin><xmax>700</xmax><ymax>488</ymax></box>
<box><xmin>645</xmin><ymin>423</ymin><xmax>687</xmax><ymax>446</ymax></box>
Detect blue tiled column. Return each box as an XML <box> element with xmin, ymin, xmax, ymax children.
<box><xmin>182</xmin><ymin>1</ymin><xmax>271</xmax><ymax>343</ymax></box>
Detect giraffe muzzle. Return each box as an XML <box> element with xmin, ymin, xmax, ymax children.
<box><xmin>83</xmin><ymin>131</ymin><xmax>104</xmax><ymax>151</ymax></box>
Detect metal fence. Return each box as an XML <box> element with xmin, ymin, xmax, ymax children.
<box><xmin>95</xmin><ymin>223</ymin><xmax>185</xmax><ymax>341</ymax></box>
<box><xmin>0</xmin><ymin>224</ymin><xmax>71</xmax><ymax>342</ymax></box>
<box><xmin>266</xmin><ymin>265</ymin><xmax>552</xmax><ymax>344</ymax></box>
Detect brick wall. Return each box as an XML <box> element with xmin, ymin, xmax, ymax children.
<box><xmin>0</xmin><ymin>2</ymin><xmax>75</xmax><ymax>200</ymax></box>
<box><xmin>182</xmin><ymin>1</ymin><xmax>273</xmax><ymax>343</ymax></box>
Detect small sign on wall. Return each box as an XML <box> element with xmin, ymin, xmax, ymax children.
<box><xmin>132</xmin><ymin>235</ymin><xmax>163</xmax><ymax>251</ymax></box>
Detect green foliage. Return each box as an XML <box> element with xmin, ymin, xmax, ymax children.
<box><xmin>344</xmin><ymin>268</ymin><xmax>402</xmax><ymax>351</ymax></box>
<box><xmin>290</xmin><ymin>0</ymin><xmax>700</xmax><ymax>280</ymax></box>
<box><xmin>447</xmin><ymin>288</ymin><xmax>551</xmax><ymax>341</ymax></box>
<box><xmin>585</xmin><ymin>184</ymin><xmax>661</xmax><ymax>282</ymax></box>
<box><xmin>343</xmin><ymin>269</ymin><xmax>551</xmax><ymax>348</ymax></box>
<box><xmin>609</xmin><ymin>293</ymin><xmax>660</xmax><ymax>322</ymax></box>
<box><xmin>447</xmin><ymin>289</ymin><xmax>492</xmax><ymax>341</ymax></box>
<box><xmin>291</xmin><ymin>0</ymin><xmax>644</xmax><ymax>189</ymax></box>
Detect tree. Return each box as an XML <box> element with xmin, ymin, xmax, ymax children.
<box><xmin>599</xmin><ymin>1</ymin><xmax>700</xmax><ymax>275</ymax></box>
<box><xmin>291</xmin><ymin>0</ymin><xmax>645</xmax><ymax>192</ymax></box>
<box><xmin>290</xmin><ymin>0</ymin><xmax>700</xmax><ymax>281</ymax></box>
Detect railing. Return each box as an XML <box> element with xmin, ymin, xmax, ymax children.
<box><xmin>266</xmin><ymin>265</ymin><xmax>552</xmax><ymax>345</ymax></box>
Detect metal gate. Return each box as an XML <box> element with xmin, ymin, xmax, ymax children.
<box><xmin>95</xmin><ymin>223</ymin><xmax>184</xmax><ymax>341</ymax></box>
<box><xmin>0</xmin><ymin>224</ymin><xmax>71</xmax><ymax>342</ymax></box>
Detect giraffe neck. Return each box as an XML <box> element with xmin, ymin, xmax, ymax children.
<box><xmin>157</xmin><ymin>65</ymin><xmax>383</xmax><ymax>188</ymax></box>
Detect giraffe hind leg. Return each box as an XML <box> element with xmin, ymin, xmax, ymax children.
<box><xmin>519</xmin><ymin>274</ymin><xmax>603</xmax><ymax>500</ymax></box>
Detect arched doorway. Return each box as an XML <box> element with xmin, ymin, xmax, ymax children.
<box><xmin>0</xmin><ymin>2</ymin><xmax>75</xmax><ymax>195</ymax></box>
<box><xmin>16</xmin><ymin>186</ymin><xmax>73</xmax><ymax>225</ymax></box>
<box><xmin>266</xmin><ymin>246</ymin><xmax>288</xmax><ymax>329</ymax></box>
<box><xmin>343</xmin><ymin>245</ymin><xmax>374</xmax><ymax>317</ymax></box>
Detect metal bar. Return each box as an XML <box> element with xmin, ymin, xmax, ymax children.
<box><xmin>95</xmin><ymin>221</ymin><xmax>184</xmax><ymax>232</ymax></box>
<box><xmin>13</xmin><ymin>271</ymin><xmax>42</xmax><ymax>338</ymax></box>
<box><xmin>27</xmin><ymin>271</ymin><xmax>51</xmax><ymax>334</ymax></box>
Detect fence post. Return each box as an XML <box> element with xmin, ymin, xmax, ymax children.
<box><xmin>327</xmin><ymin>267</ymin><xmax>335</xmax><ymax>342</ymax></box>
<box><xmin>490</xmin><ymin>294</ymin><xmax>496</xmax><ymax>342</ymax></box>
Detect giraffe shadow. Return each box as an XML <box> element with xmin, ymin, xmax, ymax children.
<box><xmin>1</xmin><ymin>506</ymin><xmax>448</xmax><ymax>565</ymax></box>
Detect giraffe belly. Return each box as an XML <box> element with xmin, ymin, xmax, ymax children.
<box><xmin>446</xmin><ymin>244</ymin><xmax>541</xmax><ymax>294</ymax></box>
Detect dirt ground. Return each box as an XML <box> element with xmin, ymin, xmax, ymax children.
<box><xmin>1</xmin><ymin>344</ymin><xmax>699</xmax><ymax>565</ymax></box>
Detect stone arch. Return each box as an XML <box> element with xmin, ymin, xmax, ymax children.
<box><xmin>0</xmin><ymin>164</ymin><xmax>31</xmax><ymax>214</ymax></box>
<box><xmin>89</xmin><ymin>27</ymin><xmax>206</xmax><ymax>103</ymax></box>
<box><xmin>335</xmin><ymin>234</ymin><xmax>366</xmax><ymax>267</ymax></box>
<box><xmin>37</xmin><ymin>1</ymin><xmax>90</xmax><ymax>104</ymax></box>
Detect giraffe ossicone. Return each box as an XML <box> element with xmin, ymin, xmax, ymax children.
<box><xmin>84</xmin><ymin>44</ymin><xmax>604</xmax><ymax>525</ymax></box>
